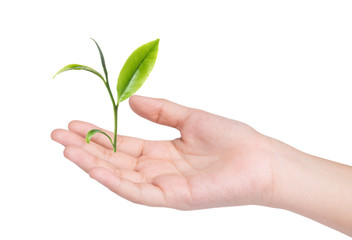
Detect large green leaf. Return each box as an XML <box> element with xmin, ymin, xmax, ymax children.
<box><xmin>53</xmin><ymin>64</ymin><xmax>105</xmax><ymax>83</ymax></box>
<box><xmin>91</xmin><ymin>38</ymin><xmax>109</xmax><ymax>81</ymax></box>
<box><xmin>85</xmin><ymin>129</ymin><xmax>114</xmax><ymax>147</ymax></box>
<box><xmin>117</xmin><ymin>39</ymin><xmax>159</xmax><ymax>102</ymax></box>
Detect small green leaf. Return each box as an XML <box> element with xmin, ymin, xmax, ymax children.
<box><xmin>117</xmin><ymin>39</ymin><xmax>159</xmax><ymax>102</ymax></box>
<box><xmin>91</xmin><ymin>38</ymin><xmax>109</xmax><ymax>82</ymax></box>
<box><xmin>86</xmin><ymin>129</ymin><xmax>114</xmax><ymax>147</ymax></box>
<box><xmin>53</xmin><ymin>64</ymin><xmax>105</xmax><ymax>83</ymax></box>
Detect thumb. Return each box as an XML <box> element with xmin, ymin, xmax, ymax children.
<box><xmin>129</xmin><ymin>95</ymin><xmax>192</xmax><ymax>130</ymax></box>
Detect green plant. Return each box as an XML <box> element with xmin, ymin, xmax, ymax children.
<box><xmin>53</xmin><ymin>38</ymin><xmax>159</xmax><ymax>152</ymax></box>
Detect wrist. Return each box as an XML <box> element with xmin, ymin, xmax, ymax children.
<box><xmin>265</xmin><ymin>137</ymin><xmax>309</xmax><ymax>209</ymax></box>
<box><xmin>266</xmin><ymin>137</ymin><xmax>352</xmax><ymax>236</ymax></box>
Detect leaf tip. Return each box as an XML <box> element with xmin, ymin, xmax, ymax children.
<box><xmin>52</xmin><ymin>72</ymin><xmax>59</xmax><ymax>80</ymax></box>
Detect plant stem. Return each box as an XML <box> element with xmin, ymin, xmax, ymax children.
<box><xmin>104</xmin><ymin>81</ymin><xmax>118</xmax><ymax>152</ymax></box>
<box><xmin>113</xmin><ymin>103</ymin><xmax>119</xmax><ymax>152</ymax></box>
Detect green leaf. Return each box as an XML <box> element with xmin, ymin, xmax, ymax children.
<box><xmin>53</xmin><ymin>64</ymin><xmax>105</xmax><ymax>83</ymax></box>
<box><xmin>117</xmin><ymin>39</ymin><xmax>159</xmax><ymax>102</ymax></box>
<box><xmin>91</xmin><ymin>38</ymin><xmax>109</xmax><ymax>82</ymax></box>
<box><xmin>86</xmin><ymin>129</ymin><xmax>114</xmax><ymax>147</ymax></box>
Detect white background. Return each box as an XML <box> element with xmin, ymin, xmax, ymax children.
<box><xmin>0</xmin><ymin>0</ymin><xmax>351</xmax><ymax>239</ymax></box>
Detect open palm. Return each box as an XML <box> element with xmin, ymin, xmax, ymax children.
<box><xmin>52</xmin><ymin>96</ymin><xmax>274</xmax><ymax>210</ymax></box>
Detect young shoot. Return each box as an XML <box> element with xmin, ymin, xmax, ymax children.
<box><xmin>53</xmin><ymin>38</ymin><xmax>159</xmax><ymax>152</ymax></box>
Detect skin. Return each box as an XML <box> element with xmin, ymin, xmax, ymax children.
<box><xmin>51</xmin><ymin>95</ymin><xmax>352</xmax><ymax>236</ymax></box>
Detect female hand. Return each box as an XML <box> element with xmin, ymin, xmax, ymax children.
<box><xmin>51</xmin><ymin>95</ymin><xmax>275</xmax><ymax>210</ymax></box>
<box><xmin>52</xmin><ymin>95</ymin><xmax>352</xmax><ymax>236</ymax></box>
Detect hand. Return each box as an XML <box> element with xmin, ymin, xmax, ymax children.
<box><xmin>52</xmin><ymin>95</ymin><xmax>352</xmax><ymax>235</ymax></box>
<box><xmin>51</xmin><ymin>95</ymin><xmax>275</xmax><ymax>210</ymax></box>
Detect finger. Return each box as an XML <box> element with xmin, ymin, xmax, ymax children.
<box><xmin>64</xmin><ymin>145</ymin><xmax>115</xmax><ymax>173</ymax></box>
<box><xmin>52</xmin><ymin>129</ymin><xmax>137</xmax><ymax>170</ymax></box>
<box><xmin>129</xmin><ymin>95</ymin><xmax>192</xmax><ymax>131</ymax></box>
<box><xmin>68</xmin><ymin>120</ymin><xmax>145</xmax><ymax>157</ymax></box>
<box><xmin>64</xmin><ymin>146</ymin><xmax>145</xmax><ymax>183</ymax></box>
<box><xmin>89</xmin><ymin>167</ymin><xmax>167</xmax><ymax>207</ymax></box>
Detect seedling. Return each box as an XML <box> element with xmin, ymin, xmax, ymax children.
<box><xmin>53</xmin><ymin>38</ymin><xmax>159</xmax><ymax>152</ymax></box>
